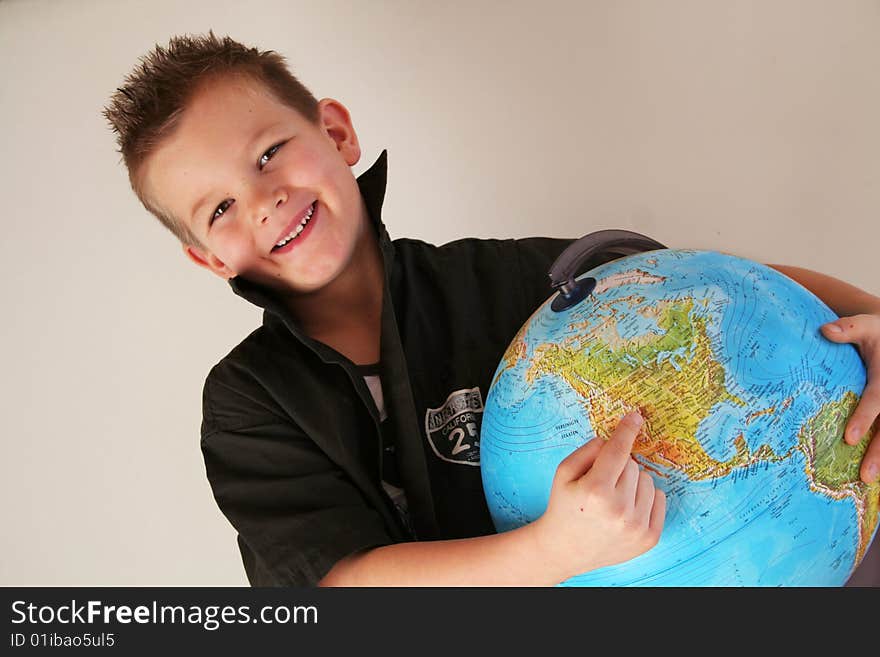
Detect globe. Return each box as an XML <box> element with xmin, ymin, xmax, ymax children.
<box><xmin>481</xmin><ymin>248</ymin><xmax>879</xmax><ymax>586</ymax></box>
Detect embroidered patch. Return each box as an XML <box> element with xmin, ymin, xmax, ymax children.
<box><xmin>424</xmin><ymin>387</ymin><xmax>483</xmax><ymax>466</ymax></box>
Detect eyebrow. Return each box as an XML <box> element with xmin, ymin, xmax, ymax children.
<box><xmin>188</xmin><ymin>122</ymin><xmax>285</xmax><ymax>226</ymax></box>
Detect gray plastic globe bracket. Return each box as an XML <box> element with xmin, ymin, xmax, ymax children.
<box><xmin>548</xmin><ymin>229</ymin><xmax>667</xmax><ymax>312</ymax></box>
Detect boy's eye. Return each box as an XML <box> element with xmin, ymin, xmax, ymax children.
<box><xmin>210</xmin><ymin>199</ymin><xmax>233</xmax><ymax>225</ymax></box>
<box><xmin>258</xmin><ymin>142</ymin><xmax>284</xmax><ymax>169</ymax></box>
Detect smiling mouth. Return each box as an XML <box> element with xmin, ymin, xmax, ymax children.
<box><xmin>272</xmin><ymin>202</ymin><xmax>316</xmax><ymax>251</ymax></box>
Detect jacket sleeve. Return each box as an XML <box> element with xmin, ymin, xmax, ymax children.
<box><xmin>200</xmin><ymin>367</ymin><xmax>393</xmax><ymax>587</ymax></box>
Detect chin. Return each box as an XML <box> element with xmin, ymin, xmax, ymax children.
<box><xmin>275</xmin><ymin>266</ymin><xmax>345</xmax><ymax>296</ymax></box>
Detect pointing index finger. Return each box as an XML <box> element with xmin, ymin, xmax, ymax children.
<box><xmin>588</xmin><ymin>411</ymin><xmax>643</xmax><ymax>487</ymax></box>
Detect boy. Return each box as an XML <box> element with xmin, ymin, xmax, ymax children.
<box><xmin>104</xmin><ymin>33</ymin><xmax>880</xmax><ymax>586</ymax></box>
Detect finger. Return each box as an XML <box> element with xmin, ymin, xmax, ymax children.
<box><xmin>821</xmin><ymin>314</ymin><xmax>880</xmax><ymax>344</ymax></box>
<box><xmin>615</xmin><ymin>458</ymin><xmax>640</xmax><ymax>496</ymax></box>
<box><xmin>589</xmin><ymin>411</ymin><xmax>643</xmax><ymax>487</ymax></box>
<box><xmin>649</xmin><ymin>488</ymin><xmax>667</xmax><ymax>535</ymax></box>
<box><xmin>554</xmin><ymin>437</ymin><xmax>603</xmax><ymax>483</ymax></box>
<box><xmin>845</xmin><ymin>378</ymin><xmax>880</xmax><ymax>445</ymax></box>
<box><xmin>858</xmin><ymin>429</ymin><xmax>880</xmax><ymax>484</ymax></box>
<box><xmin>632</xmin><ymin>470</ymin><xmax>656</xmax><ymax>523</ymax></box>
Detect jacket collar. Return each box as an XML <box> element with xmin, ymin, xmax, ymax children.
<box><xmin>227</xmin><ymin>150</ymin><xmax>395</xmax><ymax>342</ymax></box>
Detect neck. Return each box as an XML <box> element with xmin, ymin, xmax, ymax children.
<box><xmin>282</xmin><ymin>204</ymin><xmax>386</xmax><ymax>365</ymax></box>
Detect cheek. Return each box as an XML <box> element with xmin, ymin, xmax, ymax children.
<box><xmin>215</xmin><ymin>229</ymin><xmax>259</xmax><ymax>270</ymax></box>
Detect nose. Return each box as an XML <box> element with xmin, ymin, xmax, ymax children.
<box><xmin>253</xmin><ymin>186</ymin><xmax>288</xmax><ymax>225</ymax></box>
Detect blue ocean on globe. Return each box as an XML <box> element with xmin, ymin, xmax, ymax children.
<box><xmin>481</xmin><ymin>249</ymin><xmax>879</xmax><ymax>586</ymax></box>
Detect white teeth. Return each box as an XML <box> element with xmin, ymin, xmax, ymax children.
<box><xmin>302</xmin><ymin>204</ymin><xmax>314</xmax><ymax>222</ymax></box>
<box><xmin>274</xmin><ymin>203</ymin><xmax>315</xmax><ymax>248</ymax></box>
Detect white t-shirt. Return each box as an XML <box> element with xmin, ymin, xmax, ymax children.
<box><xmin>363</xmin><ymin>372</ymin><xmax>411</xmax><ymax>525</ymax></box>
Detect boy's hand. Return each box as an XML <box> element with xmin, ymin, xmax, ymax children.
<box><xmin>821</xmin><ymin>313</ymin><xmax>880</xmax><ymax>483</ymax></box>
<box><xmin>534</xmin><ymin>411</ymin><xmax>666</xmax><ymax>582</ymax></box>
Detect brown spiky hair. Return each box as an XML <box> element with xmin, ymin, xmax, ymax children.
<box><xmin>103</xmin><ymin>31</ymin><xmax>320</xmax><ymax>247</ymax></box>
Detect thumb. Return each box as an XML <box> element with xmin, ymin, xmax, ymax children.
<box><xmin>821</xmin><ymin>318</ymin><xmax>858</xmax><ymax>343</ymax></box>
<box><xmin>554</xmin><ymin>437</ymin><xmax>603</xmax><ymax>483</ymax></box>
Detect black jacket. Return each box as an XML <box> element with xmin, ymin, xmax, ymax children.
<box><xmin>200</xmin><ymin>150</ymin><xmax>615</xmax><ymax>586</ymax></box>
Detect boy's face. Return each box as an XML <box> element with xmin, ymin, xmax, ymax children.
<box><xmin>142</xmin><ymin>75</ymin><xmax>367</xmax><ymax>295</ymax></box>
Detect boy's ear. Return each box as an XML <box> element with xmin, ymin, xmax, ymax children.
<box><xmin>317</xmin><ymin>98</ymin><xmax>361</xmax><ymax>167</ymax></box>
<box><xmin>183</xmin><ymin>244</ymin><xmax>236</xmax><ymax>280</ymax></box>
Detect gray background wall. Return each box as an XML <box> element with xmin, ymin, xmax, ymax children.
<box><xmin>1</xmin><ymin>0</ymin><xmax>878</xmax><ymax>585</ymax></box>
